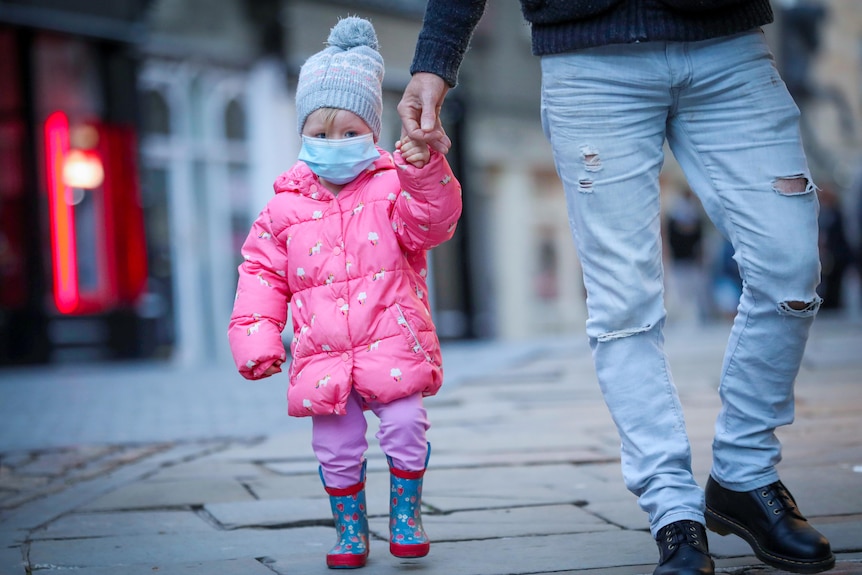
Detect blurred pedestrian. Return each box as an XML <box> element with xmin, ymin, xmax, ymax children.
<box><xmin>664</xmin><ymin>187</ymin><xmax>709</xmax><ymax>323</ymax></box>
<box><xmin>816</xmin><ymin>185</ymin><xmax>853</xmax><ymax>310</ymax></box>
<box><xmin>709</xmin><ymin>236</ymin><xmax>743</xmax><ymax>322</ymax></box>
<box><xmin>398</xmin><ymin>2</ymin><xmax>832</xmax><ymax>574</ymax></box>
<box><xmin>228</xmin><ymin>16</ymin><xmax>462</xmax><ymax>569</ymax></box>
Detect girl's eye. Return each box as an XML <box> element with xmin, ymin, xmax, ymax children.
<box><xmin>344</xmin><ymin>131</ymin><xmax>358</xmax><ymax>139</ymax></box>
<box><xmin>313</xmin><ymin>133</ymin><xmax>327</xmax><ymax>139</ymax></box>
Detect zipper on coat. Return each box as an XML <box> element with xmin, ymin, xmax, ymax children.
<box><xmin>394</xmin><ymin>303</ymin><xmax>432</xmax><ymax>363</ymax></box>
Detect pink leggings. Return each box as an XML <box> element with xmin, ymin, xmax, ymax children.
<box><xmin>312</xmin><ymin>389</ymin><xmax>430</xmax><ymax>489</ymax></box>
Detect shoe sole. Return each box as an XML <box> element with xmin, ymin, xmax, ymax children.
<box><xmin>704</xmin><ymin>506</ymin><xmax>835</xmax><ymax>574</ymax></box>
<box><xmin>390</xmin><ymin>542</ymin><xmax>430</xmax><ymax>558</ymax></box>
<box><xmin>326</xmin><ymin>552</ymin><xmax>368</xmax><ymax>569</ymax></box>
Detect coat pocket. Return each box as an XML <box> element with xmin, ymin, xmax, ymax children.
<box><xmin>388</xmin><ymin>303</ymin><xmax>434</xmax><ymax>364</ymax></box>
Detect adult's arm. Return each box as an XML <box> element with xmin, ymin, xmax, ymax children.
<box><xmin>398</xmin><ymin>0</ymin><xmax>487</xmax><ymax>153</ymax></box>
<box><xmin>410</xmin><ymin>0</ymin><xmax>488</xmax><ymax>88</ymax></box>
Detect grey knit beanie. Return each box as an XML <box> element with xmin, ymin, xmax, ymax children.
<box><xmin>296</xmin><ymin>17</ymin><xmax>384</xmax><ymax>139</ymax></box>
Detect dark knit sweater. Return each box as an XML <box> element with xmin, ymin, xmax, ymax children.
<box><xmin>411</xmin><ymin>0</ymin><xmax>774</xmax><ymax>87</ymax></box>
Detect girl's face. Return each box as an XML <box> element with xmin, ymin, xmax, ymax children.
<box><xmin>302</xmin><ymin>109</ymin><xmax>373</xmax><ymax>141</ymax></box>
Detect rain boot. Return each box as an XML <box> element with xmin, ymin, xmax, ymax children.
<box><xmin>388</xmin><ymin>443</ymin><xmax>431</xmax><ymax>558</ymax></box>
<box><xmin>320</xmin><ymin>461</ymin><xmax>369</xmax><ymax>569</ymax></box>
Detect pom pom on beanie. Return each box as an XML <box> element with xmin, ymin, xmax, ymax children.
<box><xmin>295</xmin><ymin>17</ymin><xmax>384</xmax><ymax>139</ymax></box>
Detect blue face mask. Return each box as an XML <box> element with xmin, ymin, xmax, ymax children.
<box><xmin>298</xmin><ymin>133</ymin><xmax>380</xmax><ymax>185</ymax></box>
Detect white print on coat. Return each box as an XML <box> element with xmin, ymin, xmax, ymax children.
<box><xmin>287</xmin><ymin>235</ymin><xmax>292</xmax><ymax>246</ymax></box>
<box><xmin>401</xmin><ymin>191</ymin><xmax>413</xmax><ymax>201</ymax></box>
<box><xmin>352</xmin><ymin>203</ymin><xmax>364</xmax><ymax>215</ymax></box>
<box><xmin>322</xmin><ymin>344</ymin><xmax>332</xmax><ymax>352</ymax></box>
<box><xmin>297</xmin><ymin>268</ymin><xmax>305</xmax><ymax>278</ymax></box>
<box><xmin>302</xmin><ymin>398</ymin><xmax>312</xmax><ymax>410</ymax></box>
<box><xmin>357</xmin><ymin>292</ymin><xmax>367</xmax><ymax>304</ymax></box>
<box><xmin>246</xmin><ymin>322</ymin><xmax>260</xmax><ymax>336</ymax></box>
<box><xmin>340</xmin><ymin>303</ymin><xmax>349</xmax><ymax>315</ymax></box>
<box><xmin>315</xmin><ymin>374</ymin><xmax>331</xmax><ymax>388</ymax></box>
<box><xmin>311</xmin><ymin>313</ymin><xmax>316</xmax><ymax>325</ymax></box>
<box><xmin>391</xmin><ymin>368</ymin><xmax>402</xmax><ymax>381</ymax></box>
<box><xmin>367</xmin><ymin>339</ymin><xmax>380</xmax><ymax>351</ymax></box>
<box><xmin>295</xmin><ymin>298</ymin><xmax>302</xmax><ymax>309</ymax></box>
<box><xmin>325</xmin><ymin>273</ymin><xmax>335</xmax><ymax>285</ymax></box>
<box><xmin>246</xmin><ymin>360</ymin><xmax>257</xmax><ymax>368</ymax></box>
<box><xmin>387</xmin><ymin>192</ymin><xmax>397</xmax><ymax>202</ymax></box>
<box><xmin>447</xmin><ymin>222</ymin><xmax>456</xmax><ymax>233</ymax></box>
<box><xmin>372</xmin><ymin>268</ymin><xmax>385</xmax><ymax>281</ymax></box>
<box><xmin>346</xmin><ymin>260</ymin><xmax>352</xmax><ymax>273</ymax></box>
<box><xmin>368</xmin><ymin>231</ymin><xmax>379</xmax><ymax>245</ymax></box>
<box><xmin>419</xmin><ymin>268</ymin><xmax>427</xmax><ymax>278</ymax></box>
<box><xmin>440</xmin><ymin>175</ymin><xmax>451</xmax><ymax>185</ymax></box>
<box><xmin>312</xmin><ymin>210</ymin><xmax>323</xmax><ymax>220</ymax></box>
<box><xmin>276</xmin><ymin>270</ymin><xmax>286</xmax><ymax>277</ymax></box>
<box><xmin>257</xmin><ymin>274</ymin><xmax>271</xmax><ymax>287</ymax></box>
<box><xmin>418</xmin><ymin>224</ymin><xmax>430</xmax><ymax>231</ymax></box>
<box><xmin>258</xmin><ymin>231</ymin><xmax>271</xmax><ymax>239</ymax></box>
<box><xmin>415</xmin><ymin>287</ymin><xmax>424</xmax><ymax>299</ymax></box>
<box><xmin>309</xmin><ymin>241</ymin><xmax>322</xmax><ymax>255</ymax></box>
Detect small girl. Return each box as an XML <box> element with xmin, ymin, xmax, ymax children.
<box><xmin>227</xmin><ymin>17</ymin><xmax>462</xmax><ymax>569</ymax></box>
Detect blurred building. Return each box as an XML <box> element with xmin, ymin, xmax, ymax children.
<box><xmin>1</xmin><ymin>1</ymin><xmax>860</xmax><ymax>367</ymax></box>
<box><xmin>0</xmin><ymin>0</ymin><xmax>152</xmax><ymax>364</ymax></box>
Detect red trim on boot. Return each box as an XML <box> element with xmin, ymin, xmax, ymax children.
<box><xmin>326</xmin><ymin>551</ymin><xmax>368</xmax><ymax>568</ymax></box>
<box><xmin>390</xmin><ymin>540</ymin><xmax>430</xmax><ymax>558</ymax></box>
<box><xmin>324</xmin><ymin>480</ymin><xmax>364</xmax><ymax>497</ymax></box>
<box><xmin>389</xmin><ymin>466</ymin><xmax>425</xmax><ymax>480</ymax></box>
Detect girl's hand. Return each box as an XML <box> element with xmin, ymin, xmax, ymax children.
<box><xmin>263</xmin><ymin>359</ymin><xmax>283</xmax><ymax>377</ymax></box>
<box><xmin>397</xmin><ymin>136</ymin><xmax>431</xmax><ymax>169</ymax></box>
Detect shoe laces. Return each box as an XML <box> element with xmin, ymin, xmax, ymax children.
<box><xmin>758</xmin><ymin>481</ymin><xmax>804</xmax><ymax>520</ymax></box>
<box><xmin>660</xmin><ymin>520</ymin><xmax>706</xmax><ymax>554</ymax></box>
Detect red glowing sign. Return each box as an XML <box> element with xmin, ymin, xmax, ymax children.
<box><xmin>43</xmin><ymin>111</ymin><xmax>147</xmax><ymax>315</ymax></box>
<box><xmin>44</xmin><ymin>111</ymin><xmax>78</xmax><ymax>314</ymax></box>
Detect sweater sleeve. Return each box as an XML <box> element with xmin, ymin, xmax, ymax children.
<box><xmin>227</xmin><ymin>205</ymin><xmax>290</xmax><ymax>380</ymax></box>
<box><xmin>411</xmin><ymin>0</ymin><xmax>488</xmax><ymax>87</ymax></box>
<box><xmin>392</xmin><ymin>149</ymin><xmax>463</xmax><ymax>253</ymax></box>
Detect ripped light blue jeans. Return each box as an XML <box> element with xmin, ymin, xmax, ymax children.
<box><xmin>540</xmin><ymin>29</ymin><xmax>821</xmax><ymax>537</ymax></box>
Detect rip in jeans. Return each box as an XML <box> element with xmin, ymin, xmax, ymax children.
<box><xmin>578</xmin><ymin>145</ymin><xmax>601</xmax><ymax>193</ymax></box>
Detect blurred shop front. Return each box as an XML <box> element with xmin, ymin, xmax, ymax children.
<box><xmin>0</xmin><ymin>0</ymin><xmax>156</xmax><ymax>364</ymax></box>
<box><xmin>0</xmin><ymin>0</ymin><xmax>481</xmax><ymax>367</ymax></box>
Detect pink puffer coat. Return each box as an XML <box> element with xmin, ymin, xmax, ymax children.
<box><xmin>228</xmin><ymin>146</ymin><xmax>462</xmax><ymax>417</ymax></box>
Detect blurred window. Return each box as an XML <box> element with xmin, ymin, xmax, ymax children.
<box><xmin>224</xmin><ymin>98</ymin><xmax>246</xmax><ymax>141</ymax></box>
<box><xmin>142</xmin><ymin>89</ymin><xmax>170</xmax><ymax>135</ymax></box>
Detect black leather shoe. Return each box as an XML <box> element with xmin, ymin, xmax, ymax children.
<box><xmin>653</xmin><ymin>520</ymin><xmax>715</xmax><ymax>575</ymax></box>
<box><xmin>704</xmin><ymin>476</ymin><xmax>834</xmax><ymax>573</ymax></box>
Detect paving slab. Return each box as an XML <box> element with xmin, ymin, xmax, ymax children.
<box><xmin>369</xmin><ymin>503</ymin><xmax>619</xmax><ymax>542</ymax></box>
<box><xmin>265</xmin><ymin>530</ymin><xmax>658</xmax><ymax>575</ymax></box>
<box><xmin>205</xmin><ymin>498</ymin><xmax>331</xmax><ymax>529</ymax></box>
<box><xmin>82</xmin><ymin>476</ymin><xmax>255</xmax><ymax>511</ymax></box>
<box><xmin>77</xmin><ymin>558</ymin><xmax>277</xmax><ymax>575</ymax></box>
<box><xmin>27</xmin><ymin>526</ymin><xmax>332</xmax><ymax>569</ymax></box>
<box><xmin>29</xmin><ymin>510</ymin><xmax>215</xmax><ymax>539</ymax></box>
<box><xmin>0</xmin><ymin>546</ymin><xmax>25</xmax><ymax>575</ymax></box>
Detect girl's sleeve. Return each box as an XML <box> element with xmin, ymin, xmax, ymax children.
<box><xmin>392</xmin><ymin>149</ymin><xmax>463</xmax><ymax>253</ymax></box>
<box><xmin>227</xmin><ymin>205</ymin><xmax>291</xmax><ymax>380</ymax></box>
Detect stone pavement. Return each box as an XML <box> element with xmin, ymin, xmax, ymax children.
<box><xmin>1</xmin><ymin>315</ymin><xmax>861</xmax><ymax>574</ymax></box>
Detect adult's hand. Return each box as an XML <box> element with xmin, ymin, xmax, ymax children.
<box><xmin>398</xmin><ymin>72</ymin><xmax>452</xmax><ymax>155</ymax></box>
